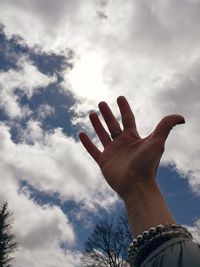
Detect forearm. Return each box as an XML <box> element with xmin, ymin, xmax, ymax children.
<box><xmin>124</xmin><ymin>179</ymin><xmax>176</xmax><ymax>238</ymax></box>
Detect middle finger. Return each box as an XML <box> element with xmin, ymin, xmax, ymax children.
<box><xmin>98</xmin><ymin>101</ymin><xmax>122</xmax><ymax>135</ymax></box>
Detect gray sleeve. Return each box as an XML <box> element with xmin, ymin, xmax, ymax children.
<box><xmin>140</xmin><ymin>237</ymin><xmax>200</xmax><ymax>267</ymax></box>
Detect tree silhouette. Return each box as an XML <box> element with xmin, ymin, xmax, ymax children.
<box><xmin>0</xmin><ymin>202</ymin><xmax>18</xmax><ymax>267</ymax></box>
<box><xmin>82</xmin><ymin>213</ymin><xmax>132</xmax><ymax>267</ymax></box>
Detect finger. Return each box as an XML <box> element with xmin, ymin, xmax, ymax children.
<box><xmin>117</xmin><ymin>96</ymin><xmax>140</xmax><ymax>137</ymax></box>
<box><xmin>79</xmin><ymin>132</ymin><xmax>102</xmax><ymax>163</ymax></box>
<box><xmin>151</xmin><ymin>114</ymin><xmax>185</xmax><ymax>141</ymax></box>
<box><xmin>98</xmin><ymin>101</ymin><xmax>122</xmax><ymax>134</ymax></box>
<box><xmin>89</xmin><ymin>112</ymin><xmax>111</xmax><ymax>147</ymax></box>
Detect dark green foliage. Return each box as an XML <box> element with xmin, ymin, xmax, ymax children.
<box><xmin>0</xmin><ymin>202</ymin><xmax>18</xmax><ymax>267</ymax></box>
<box><xmin>82</xmin><ymin>213</ymin><xmax>132</xmax><ymax>267</ymax></box>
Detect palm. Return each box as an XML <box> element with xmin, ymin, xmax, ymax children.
<box><xmin>79</xmin><ymin>96</ymin><xmax>185</xmax><ymax>199</ymax></box>
<box><xmin>99</xmin><ymin>130</ymin><xmax>163</xmax><ymax>196</ymax></box>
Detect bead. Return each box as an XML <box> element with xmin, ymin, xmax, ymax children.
<box><xmin>137</xmin><ymin>235</ymin><xmax>143</xmax><ymax>244</ymax></box>
<box><xmin>171</xmin><ymin>224</ymin><xmax>178</xmax><ymax>229</ymax></box>
<box><xmin>149</xmin><ymin>227</ymin><xmax>157</xmax><ymax>235</ymax></box>
<box><xmin>156</xmin><ymin>224</ymin><xmax>164</xmax><ymax>232</ymax></box>
<box><xmin>142</xmin><ymin>231</ymin><xmax>149</xmax><ymax>239</ymax></box>
<box><xmin>133</xmin><ymin>238</ymin><xmax>138</xmax><ymax>245</ymax></box>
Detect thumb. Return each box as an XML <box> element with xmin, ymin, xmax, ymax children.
<box><xmin>151</xmin><ymin>114</ymin><xmax>185</xmax><ymax>141</ymax></box>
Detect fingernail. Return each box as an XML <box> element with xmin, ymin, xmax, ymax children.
<box><xmin>177</xmin><ymin>119</ymin><xmax>185</xmax><ymax>125</ymax></box>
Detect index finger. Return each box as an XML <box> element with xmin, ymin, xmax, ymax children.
<box><xmin>79</xmin><ymin>132</ymin><xmax>102</xmax><ymax>163</ymax></box>
<box><xmin>117</xmin><ymin>96</ymin><xmax>140</xmax><ymax>136</ymax></box>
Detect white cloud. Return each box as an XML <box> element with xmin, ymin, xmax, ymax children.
<box><xmin>21</xmin><ymin>120</ymin><xmax>44</xmax><ymax>143</ymax></box>
<box><xmin>15</xmin><ymin>247</ymin><xmax>82</xmax><ymax>267</ymax></box>
<box><xmin>13</xmin><ymin>203</ymin><xmax>80</xmax><ymax>267</ymax></box>
<box><xmin>36</xmin><ymin>104</ymin><xmax>55</xmax><ymax>121</ymax></box>
<box><xmin>0</xmin><ymin>56</ymin><xmax>56</xmax><ymax>118</ymax></box>
<box><xmin>0</xmin><ymin>158</ymin><xmax>78</xmax><ymax>267</ymax></box>
<box><xmin>148</xmin><ymin>60</ymin><xmax>200</xmax><ymax>194</ymax></box>
<box><xmin>0</xmin><ymin>123</ymin><xmax>116</xmax><ymax>208</ymax></box>
<box><xmin>0</xmin><ymin>121</ymin><xmax>117</xmax><ymax>266</ymax></box>
<box><xmin>0</xmin><ymin>0</ymin><xmax>98</xmax><ymax>52</ymax></box>
<box><xmin>185</xmin><ymin>219</ymin><xmax>200</xmax><ymax>245</ymax></box>
<box><xmin>0</xmin><ymin>114</ymin><xmax>118</xmax><ymax>266</ymax></box>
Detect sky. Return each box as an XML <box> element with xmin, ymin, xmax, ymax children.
<box><xmin>0</xmin><ymin>0</ymin><xmax>200</xmax><ymax>266</ymax></box>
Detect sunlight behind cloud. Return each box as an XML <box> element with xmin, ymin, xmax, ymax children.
<box><xmin>63</xmin><ymin>51</ymin><xmax>109</xmax><ymax>100</ymax></box>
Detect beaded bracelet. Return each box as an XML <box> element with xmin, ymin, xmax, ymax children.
<box><xmin>128</xmin><ymin>223</ymin><xmax>193</xmax><ymax>267</ymax></box>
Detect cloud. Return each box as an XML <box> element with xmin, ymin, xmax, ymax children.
<box><xmin>149</xmin><ymin>59</ymin><xmax>200</xmax><ymax>193</ymax></box>
<box><xmin>0</xmin><ymin>155</ymin><xmax>78</xmax><ymax>267</ymax></box>
<box><xmin>0</xmin><ymin>122</ymin><xmax>116</xmax><ymax>209</ymax></box>
<box><xmin>0</xmin><ymin>0</ymin><xmax>99</xmax><ymax>52</ymax></box>
<box><xmin>188</xmin><ymin>222</ymin><xmax>200</xmax><ymax>245</ymax></box>
<box><xmin>36</xmin><ymin>104</ymin><xmax>55</xmax><ymax>121</ymax></box>
<box><xmin>0</xmin><ymin>118</ymin><xmax>117</xmax><ymax>266</ymax></box>
<box><xmin>15</xmin><ymin>247</ymin><xmax>82</xmax><ymax>267</ymax></box>
<box><xmin>0</xmin><ymin>119</ymin><xmax>112</xmax><ymax>267</ymax></box>
<box><xmin>0</xmin><ymin>56</ymin><xmax>56</xmax><ymax>118</ymax></box>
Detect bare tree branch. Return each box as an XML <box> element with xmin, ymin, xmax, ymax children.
<box><xmin>82</xmin><ymin>213</ymin><xmax>131</xmax><ymax>267</ymax></box>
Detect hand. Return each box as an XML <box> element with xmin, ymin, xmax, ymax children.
<box><xmin>79</xmin><ymin>96</ymin><xmax>185</xmax><ymax>200</ymax></box>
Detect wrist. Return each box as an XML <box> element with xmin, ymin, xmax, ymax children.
<box><xmin>123</xmin><ymin>178</ymin><xmax>176</xmax><ymax>237</ymax></box>
<box><xmin>123</xmin><ymin>178</ymin><xmax>158</xmax><ymax>205</ymax></box>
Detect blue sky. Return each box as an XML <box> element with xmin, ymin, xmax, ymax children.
<box><xmin>1</xmin><ymin>1</ymin><xmax>200</xmax><ymax>266</ymax></box>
